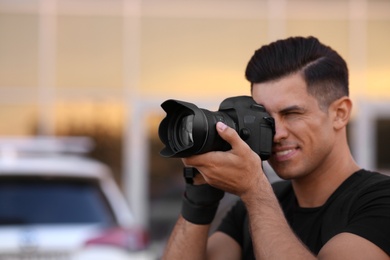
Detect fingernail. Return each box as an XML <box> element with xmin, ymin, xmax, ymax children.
<box><xmin>217</xmin><ymin>121</ymin><xmax>227</xmax><ymax>131</ymax></box>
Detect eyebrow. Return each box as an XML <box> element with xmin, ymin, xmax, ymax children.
<box><xmin>279</xmin><ymin>105</ymin><xmax>306</xmax><ymax>114</ymax></box>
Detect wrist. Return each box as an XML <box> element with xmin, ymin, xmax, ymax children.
<box><xmin>181</xmin><ymin>183</ymin><xmax>224</xmax><ymax>225</ymax></box>
<box><xmin>181</xmin><ymin>195</ymin><xmax>220</xmax><ymax>225</ymax></box>
<box><xmin>240</xmin><ymin>173</ymin><xmax>270</xmax><ymax>204</ymax></box>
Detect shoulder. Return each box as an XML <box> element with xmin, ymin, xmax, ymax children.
<box><xmin>324</xmin><ymin>169</ymin><xmax>390</xmax><ymax>255</ymax></box>
<box><xmin>347</xmin><ymin>170</ymin><xmax>390</xmax><ymax>213</ymax></box>
<box><xmin>335</xmin><ymin>169</ymin><xmax>390</xmax><ymax>197</ymax></box>
<box><xmin>326</xmin><ymin>169</ymin><xmax>390</xmax><ymax>214</ymax></box>
<box><xmin>361</xmin><ymin>170</ymin><xmax>390</xmax><ymax>191</ymax></box>
<box><xmin>354</xmin><ymin>169</ymin><xmax>390</xmax><ymax>182</ymax></box>
<box><xmin>349</xmin><ymin>169</ymin><xmax>390</xmax><ymax>198</ymax></box>
<box><xmin>358</xmin><ymin>169</ymin><xmax>390</xmax><ymax>182</ymax></box>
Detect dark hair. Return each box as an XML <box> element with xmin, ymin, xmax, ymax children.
<box><xmin>245</xmin><ymin>36</ymin><xmax>349</xmax><ymax>110</ymax></box>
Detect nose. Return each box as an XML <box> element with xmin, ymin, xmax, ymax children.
<box><xmin>273</xmin><ymin>119</ymin><xmax>288</xmax><ymax>144</ymax></box>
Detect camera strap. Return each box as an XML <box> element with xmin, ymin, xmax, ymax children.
<box><xmin>183</xmin><ymin>167</ymin><xmax>200</xmax><ymax>184</ymax></box>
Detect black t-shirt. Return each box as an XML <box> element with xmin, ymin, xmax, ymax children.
<box><xmin>216</xmin><ymin>169</ymin><xmax>390</xmax><ymax>258</ymax></box>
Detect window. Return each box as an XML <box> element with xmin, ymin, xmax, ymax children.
<box><xmin>376</xmin><ymin>118</ymin><xmax>390</xmax><ymax>170</ymax></box>
<box><xmin>0</xmin><ymin>177</ymin><xmax>116</xmax><ymax>226</ymax></box>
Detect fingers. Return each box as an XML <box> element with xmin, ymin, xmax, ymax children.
<box><xmin>183</xmin><ymin>122</ymin><xmax>249</xmax><ymax>174</ymax></box>
<box><xmin>184</xmin><ymin>122</ymin><xmax>250</xmax><ymax>168</ymax></box>
<box><xmin>216</xmin><ymin>121</ymin><xmax>245</xmax><ymax>150</ymax></box>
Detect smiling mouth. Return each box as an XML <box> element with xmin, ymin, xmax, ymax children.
<box><xmin>275</xmin><ymin>149</ymin><xmax>294</xmax><ymax>157</ymax></box>
<box><xmin>272</xmin><ymin>147</ymin><xmax>299</xmax><ymax>161</ymax></box>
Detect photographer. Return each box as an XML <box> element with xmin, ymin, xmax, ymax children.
<box><xmin>162</xmin><ymin>36</ymin><xmax>390</xmax><ymax>259</ymax></box>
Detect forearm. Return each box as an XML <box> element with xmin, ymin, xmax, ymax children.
<box><xmin>242</xmin><ymin>176</ymin><xmax>316</xmax><ymax>260</ymax></box>
<box><xmin>162</xmin><ymin>215</ymin><xmax>210</xmax><ymax>260</ymax></box>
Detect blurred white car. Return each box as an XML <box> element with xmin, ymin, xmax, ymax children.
<box><xmin>0</xmin><ymin>137</ymin><xmax>155</xmax><ymax>260</ymax></box>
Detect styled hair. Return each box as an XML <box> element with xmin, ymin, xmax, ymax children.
<box><xmin>245</xmin><ymin>36</ymin><xmax>349</xmax><ymax>110</ymax></box>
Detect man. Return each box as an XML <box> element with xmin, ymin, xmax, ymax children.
<box><xmin>162</xmin><ymin>36</ymin><xmax>390</xmax><ymax>259</ymax></box>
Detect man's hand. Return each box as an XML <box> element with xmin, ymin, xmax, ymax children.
<box><xmin>183</xmin><ymin>121</ymin><xmax>265</xmax><ymax>197</ymax></box>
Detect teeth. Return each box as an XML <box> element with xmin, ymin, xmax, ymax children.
<box><xmin>276</xmin><ymin>149</ymin><xmax>293</xmax><ymax>156</ymax></box>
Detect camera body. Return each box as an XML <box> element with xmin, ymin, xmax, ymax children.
<box><xmin>158</xmin><ymin>96</ymin><xmax>275</xmax><ymax>160</ymax></box>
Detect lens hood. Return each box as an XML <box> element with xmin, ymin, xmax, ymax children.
<box><xmin>159</xmin><ymin>100</ymin><xmax>209</xmax><ymax>157</ymax></box>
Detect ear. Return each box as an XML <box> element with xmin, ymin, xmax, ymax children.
<box><xmin>330</xmin><ymin>97</ymin><xmax>353</xmax><ymax>130</ymax></box>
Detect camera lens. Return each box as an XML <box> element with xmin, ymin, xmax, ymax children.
<box><xmin>178</xmin><ymin>115</ymin><xmax>194</xmax><ymax>147</ymax></box>
<box><xmin>159</xmin><ymin>99</ymin><xmax>224</xmax><ymax>157</ymax></box>
<box><xmin>159</xmin><ymin>96</ymin><xmax>274</xmax><ymax>159</ymax></box>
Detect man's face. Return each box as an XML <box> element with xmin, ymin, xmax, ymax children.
<box><xmin>252</xmin><ymin>73</ymin><xmax>336</xmax><ymax>180</ymax></box>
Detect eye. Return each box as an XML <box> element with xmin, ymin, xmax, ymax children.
<box><xmin>282</xmin><ymin>110</ymin><xmax>304</xmax><ymax>119</ymax></box>
<box><xmin>284</xmin><ymin>111</ymin><xmax>300</xmax><ymax>116</ymax></box>
<box><xmin>279</xmin><ymin>106</ymin><xmax>306</xmax><ymax>118</ymax></box>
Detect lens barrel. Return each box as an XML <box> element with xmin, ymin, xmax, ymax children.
<box><xmin>158</xmin><ymin>100</ymin><xmax>234</xmax><ymax>157</ymax></box>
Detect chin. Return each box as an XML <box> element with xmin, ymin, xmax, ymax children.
<box><xmin>273</xmin><ymin>166</ymin><xmax>302</xmax><ymax>180</ymax></box>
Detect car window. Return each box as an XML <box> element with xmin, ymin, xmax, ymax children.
<box><xmin>0</xmin><ymin>176</ymin><xmax>116</xmax><ymax>226</ymax></box>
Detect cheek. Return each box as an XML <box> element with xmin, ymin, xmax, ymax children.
<box><xmin>289</xmin><ymin>116</ymin><xmax>332</xmax><ymax>145</ymax></box>
<box><xmin>303</xmin><ymin>119</ymin><xmax>335</xmax><ymax>150</ymax></box>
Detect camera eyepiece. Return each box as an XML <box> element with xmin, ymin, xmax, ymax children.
<box><xmin>158</xmin><ymin>96</ymin><xmax>275</xmax><ymax>160</ymax></box>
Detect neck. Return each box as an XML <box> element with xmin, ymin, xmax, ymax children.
<box><xmin>292</xmin><ymin>144</ymin><xmax>360</xmax><ymax>208</ymax></box>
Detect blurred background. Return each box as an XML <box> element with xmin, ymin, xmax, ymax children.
<box><xmin>0</xmin><ymin>0</ymin><xmax>389</xmax><ymax>254</ymax></box>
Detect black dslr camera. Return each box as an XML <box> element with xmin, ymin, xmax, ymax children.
<box><xmin>158</xmin><ymin>95</ymin><xmax>275</xmax><ymax>160</ymax></box>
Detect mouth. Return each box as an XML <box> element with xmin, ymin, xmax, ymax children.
<box><xmin>275</xmin><ymin>149</ymin><xmax>294</xmax><ymax>156</ymax></box>
<box><xmin>272</xmin><ymin>147</ymin><xmax>299</xmax><ymax>161</ymax></box>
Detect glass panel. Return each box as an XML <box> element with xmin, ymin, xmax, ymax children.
<box><xmin>54</xmin><ymin>100</ymin><xmax>124</xmax><ymax>184</ymax></box>
<box><xmin>286</xmin><ymin>20</ymin><xmax>349</xmax><ymax>61</ymax></box>
<box><xmin>0</xmin><ymin>13</ymin><xmax>38</xmax><ymax>88</ymax></box>
<box><xmin>376</xmin><ymin>118</ymin><xmax>390</xmax><ymax>171</ymax></box>
<box><xmin>140</xmin><ymin>17</ymin><xmax>268</xmax><ymax>99</ymax></box>
<box><xmin>367</xmin><ymin>20</ymin><xmax>390</xmax><ymax>99</ymax></box>
<box><xmin>0</xmin><ymin>104</ymin><xmax>38</xmax><ymax>136</ymax></box>
<box><xmin>0</xmin><ymin>0</ymin><xmax>39</xmax><ymax>11</ymax></box>
<box><xmin>0</xmin><ymin>177</ymin><xmax>116</xmax><ymax>225</ymax></box>
<box><xmin>56</xmin><ymin>15</ymin><xmax>123</xmax><ymax>89</ymax></box>
<box><xmin>148</xmin><ymin>112</ymin><xmax>183</xmax><ymax>241</ymax></box>
<box><xmin>54</xmin><ymin>100</ymin><xmax>124</xmax><ymax>134</ymax></box>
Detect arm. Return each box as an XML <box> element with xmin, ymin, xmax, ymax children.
<box><xmin>162</xmin><ymin>168</ymin><xmax>241</xmax><ymax>259</ymax></box>
<box><xmin>241</xmin><ymin>178</ymin><xmax>389</xmax><ymax>259</ymax></box>
<box><xmin>318</xmin><ymin>233</ymin><xmax>389</xmax><ymax>259</ymax></box>
<box><xmin>241</xmin><ymin>175</ymin><xmax>316</xmax><ymax>259</ymax></box>
<box><xmin>184</xmin><ymin>122</ymin><xmax>389</xmax><ymax>259</ymax></box>
<box><xmin>162</xmin><ymin>217</ymin><xmax>242</xmax><ymax>260</ymax></box>
<box><xmin>183</xmin><ymin>122</ymin><xmax>315</xmax><ymax>259</ymax></box>
<box><xmin>162</xmin><ymin>216</ymin><xmax>209</xmax><ymax>260</ymax></box>
<box><xmin>237</xmin><ymin>158</ymin><xmax>316</xmax><ymax>259</ymax></box>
